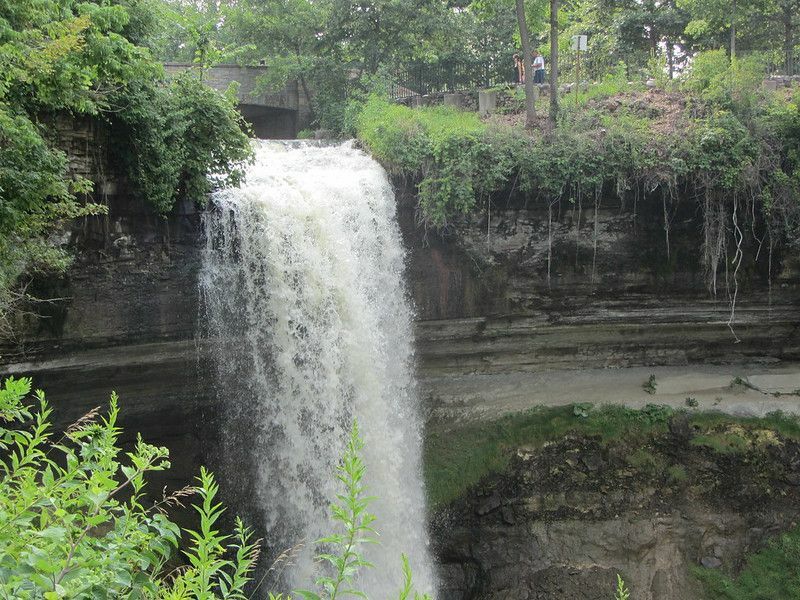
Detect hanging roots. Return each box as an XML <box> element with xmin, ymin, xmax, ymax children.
<box><xmin>727</xmin><ymin>197</ymin><xmax>743</xmax><ymax>343</ymax></box>
<box><xmin>702</xmin><ymin>192</ymin><xmax>727</xmax><ymax>297</ymax></box>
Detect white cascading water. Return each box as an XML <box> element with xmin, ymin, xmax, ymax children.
<box><xmin>200</xmin><ymin>140</ymin><xmax>435</xmax><ymax>597</ymax></box>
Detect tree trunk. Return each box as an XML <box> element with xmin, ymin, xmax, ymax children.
<box><xmin>298</xmin><ymin>74</ymin><xmax>316</xmax><ymax>122</ymax></box>
<box><xmin>549</xmin><ymin>0</ymin><xmax>559</xmax><ymax>124</ymax></box>
<box><xmin>784</xmin><ymin>3</ymin><xmax>795</xmax><ymax>75</ymax></box>
<box><xmin>730</xmin><ymin>0</ymin><xmax>737</xmax><ymax>58</ymax></box>
<box><xmin>666</xmin><ymin>38</ymin><xmax>674</xmax><ymax>79</ymax></box>
<box><xmin>294</xmin><ymin>48</ymin><xmax>317</xmax><ymax>124</ymax></box>
<box><xmin>515</xmin><ymin>0</ymin><xmax>537</xmax><ymax>128</ymax></box>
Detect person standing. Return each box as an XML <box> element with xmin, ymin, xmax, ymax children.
<box><xmin>532</xmin><ymin>51</ymin><xmax>546</xmax><ymax>84</ymax></box>
<box><xmin>513</xmin><ymin>53</ymin><xmax>525</xmax><ymax>84</ymax></box>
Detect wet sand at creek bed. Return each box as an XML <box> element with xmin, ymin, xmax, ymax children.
<box><xmin>423</xmin><ymin>362</ymin><xmax>800</xmax><ymax>428</ymax></box>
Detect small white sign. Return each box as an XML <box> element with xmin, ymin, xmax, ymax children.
<box><xmin>571</xmin><ymin>35</ymin><xmax>588</xmax><ymax>51</ymax></box>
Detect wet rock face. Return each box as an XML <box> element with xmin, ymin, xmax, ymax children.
<box><xmin>432</xmin><ymin>427</ymin><xmax>800</xmax><ymax>600</ymax></box>
<box><xmin>395</xmin><ymin>182</ymin><xmax>800</xmax><ymax>378</ymax></box>
<box><xmin>0</xmin><ymin>193</ymin><xmax>210</xmax><ymax>496</ymax></box>
<box><xmin>398</xmin><ymin>183</ymin><xmax>794</xmax><ymax>319</ymax></box>
<box><xmin>0</xmin><ymin>164</ymin><xmax>798</xmax><ymax>585</ymax></box>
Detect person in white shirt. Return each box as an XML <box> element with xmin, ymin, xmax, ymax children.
<box><xmin>532</xmin><ymin>51</ymin><xmax>545</xmax><ymax>84</ymax></box>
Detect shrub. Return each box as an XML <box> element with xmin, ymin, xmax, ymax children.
<box><xmin>110</xmin><ymin>71</ymin><xmax>253</xmax><ymax>215</ymax></box>
<box><xmin>643</xmin><ymin>375</ymin><xmax>658</xmax><ymax>395</ymax></box>
<box><xmin>695</xmin><ymin>526</ymin><xmax>800</xmax><ymax>598</ymax></box>
<box><xmin>0</xmin><ymin>377</ymin><xmax>431</xmax><ymax>599</ymax></box>
<box><xmin>614</xmin><ymin>574</ymin><xmax>630</xmax><ymax>600</ymax></box>
<box><xmin>0</xmin><ymin>376</ymin><xmax>259</xmax><ymax>598</ymax></box>
<box><xmin>577</xmin><ymin>63</ymin><xmax>639</xmax><ymax>104</ymax></box>
<box><xmin>356</xmin><ymin>95</ymin><xmax>501</xmax><ymax>227</ymax></box>
<box><xmin>667</xmin><ymin>464</ymin><xmax>688</xmax><ymax>483</ymax></box>
<box><xmin>683</xmin><ymin>50</ymin><xmax>768</xmax><ymax>114</ymax></box>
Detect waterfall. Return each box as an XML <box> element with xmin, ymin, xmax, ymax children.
<box><xmin>199</xmin><ymin>140</ymin><xmax>435</xmax><ymax>596</ymax></box>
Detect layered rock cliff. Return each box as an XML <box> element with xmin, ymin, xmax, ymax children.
<box><xmin>1</xmin><ymin>144</ymin><xmax>798</xmax><ymax>599</ymax></box>
<box><xmin>433</xmin><ymin>424</ymin><xmax>800</xmax><ymax>600</ymax></box>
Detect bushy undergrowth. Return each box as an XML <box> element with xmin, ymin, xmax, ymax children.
<box><xmin>0</xmin><ymin>0</ymin><xmax>252</xmax><ymax>338</ymax></box>
<box><xmin>0</xmin><ymin>376</ymin><xmax>258</xmax><ymax>598</ymax></box>
<box><xmin>356</xmin><ymin>98</ymin><xmax>498</xmax><ymax>227</ymax></box>
<box><xmin>355</xmin><ymin>52</ymin><xmax>800</xmax><ymax>281</ymax></box>
<box><xmin>0</xmin><ymin>377</ymin><xmax>430</xmax><ymax>599</ymax></box>
<box><xmin>573</xmin><ymin>64</ymin><xmax>644</xmax><ymax>105</ymax></box>
<box><xmin>110</xmin><ymin>71</ymin><xmax>252</xmax><ymax>215</ymax></box>
<box><xmin>695</xmin><ymin>527</ymin><xmax>800</xmax><ymax>599</ymax></box>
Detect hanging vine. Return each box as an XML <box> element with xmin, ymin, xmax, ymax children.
<box><xmin>355</xmin><ymin>85</ymin><xmax>800</xmax><ymax>344</ymax></box>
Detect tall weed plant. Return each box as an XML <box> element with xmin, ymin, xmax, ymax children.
<box><xmin>0</xmin><ymin>377</ymin><xmax>431</xmax><ymax>599</ymax></box>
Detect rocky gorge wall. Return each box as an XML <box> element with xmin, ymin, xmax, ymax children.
<box><xmin>1</xmin><ymin>144</ymin><xmax>799</xmax><ymax>598</ymax></box>
<box><xmin>6</xmin><ymin>175</ymin><xmax>797</xmax><ymax>432</ymax></box>
<box><xmin>433</xmin><ymin>423</ymin><xmax>800</xmax><ymax>600</ymax></box>
<box><xmin>397</xmin><ymin>183</ymin><xmax>799</xmax><ymax>377</ymax></box>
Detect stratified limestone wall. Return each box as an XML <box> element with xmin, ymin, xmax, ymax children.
<box><xmin>0</xmin><ymin>159</ymin><xmax>798</xmax><ymax>524</ymax></box>
<box><xmin>434</xmin><ymin>429</ymin><xmax>800</xmax><ymax>600</ymax></box>
<box><xmin>3</xmin><ymin>176</ymin><xmax>799</xmax><ymax>428</ymax></box>
<box><xmin>395</xmin><ymin>183</ymin><xmax>800</xmax><ymax>379</ymax></box>
<box><xmin>0</xmin><ymin>189</ymin><xmax>207</xmax><ymax>495</ymax></box>
<box><xmin>48</xmin><ymin>114</ymin><xmax>110</xmax><ymax>184</ymax></box>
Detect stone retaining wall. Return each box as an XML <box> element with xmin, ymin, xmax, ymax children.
<box><xmin>764</xmin><ymin>75</ymin><xmax>800</xmax><ymax>90</ymax></box>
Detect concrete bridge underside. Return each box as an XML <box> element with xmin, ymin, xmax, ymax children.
<box><xmin>164</xmin><ymin>63</ymin><xmax>312</xmax><ymax>139</ymax></box>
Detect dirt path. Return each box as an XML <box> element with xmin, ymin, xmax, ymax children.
<box><xmin>422</xmin><ymin>362</ymin><xmax>800</xmax><ymax>427</ymax></box>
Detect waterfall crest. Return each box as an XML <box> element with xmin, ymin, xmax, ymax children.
<box><xmin>200</xmin><ymin>140</ymin><xmax>435</xmax><ymax>596</ymax></box>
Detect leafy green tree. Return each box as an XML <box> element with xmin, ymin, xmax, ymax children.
<box><xmin>156</xmin><ymin>0</ymin><xmax>230</xmax><ymax>67</ymax></box>
<box><xmin>109</xmin><ymin>71</ymin><xmax>251</xmax><ymax>215</ymax></box>
<box><xmin>0</xmin><ymin>0</ymin><xmax>251</xmax><ymax>337</ymax></box>
<box><xmin>557</xmin><ymin>0</ymin><xmax>690</xmax><ymax>80</ymax></box>
<box><xmin>220</xmin><ymin>0</ymin><xmax>330</xmax><ymax>125</ymax></box>
<box><xmin>616</xmin><ymin>0</ymin><xmax>689</xmax><ymax>77</ymax></box>
<box><xmin>764</xmin><ymin>0</ymin><xmax>800</xmax><ymax>74</ymax></box>
<box><xmin>549</xmin><ymin>0</ymin><xmax>559</xmax><ymax>123</ymax></box>
<box><xmin>166</xmin><ymin>0</ymin><xmax>472</xmax><ymax>130</ymax></box>
<box><xmin>516</xmin><ymin>0</ymin><xmax>539</xmax><ymax>127</ymax></box>
<box><xmin>321</xmin><ymin>0</ymin><xmax>454</xmax><ymax>77</ymax></box>
<box><xmin>678</xmin><ymin>0</ymin><xmax>770</xmax><ymax>57</ymax></box>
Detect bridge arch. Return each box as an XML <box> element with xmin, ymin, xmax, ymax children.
<box><xmin>164</xmin><ymin>63</ymin><xmax>312</xmax><ymax>138</ymax></box>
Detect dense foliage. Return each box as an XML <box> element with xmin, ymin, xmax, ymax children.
<box><xmin>0</xmin><ymin>377</ymin><xmax>431</xmax><ymax>599</ymax></box>
<box><xmin>155</xmin><ymin>0</ymin><xmax>800</xmax><ymax>133</ymax></box>
<box><xmin>0</xmin><ymin>377</ymin><xmax>259</xmax><ymax>598</ymax></box>
<box><xmin>0</xmin><ymin>0</ymin><xmax>251</xmax><ymax>337</ymax></box>
<box><xmin>110</xmin><ymin>72</ymin><xmax>251</xmax><ymax>214</ymax></box>
<box><xmin>355</xmin><ymin>55</ymin><xmax>800</xmax><ymax>298</ymax></box>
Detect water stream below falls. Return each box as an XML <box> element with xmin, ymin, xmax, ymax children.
<box><xmin>199</xmin><ymin>140</ymin><xmax>435</xmax><ymax>596</ymax></box>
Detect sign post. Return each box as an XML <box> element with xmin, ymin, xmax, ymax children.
<box><xmin>571</xmin><ymin>35</ymin><xmax>587</xmax><ymax>106</ymax></box>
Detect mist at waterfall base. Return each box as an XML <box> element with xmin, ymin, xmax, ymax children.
<box><xmin>200</xmin><ymin>140</ymin><xmax>435</xmax><ymax>596</ymax></box>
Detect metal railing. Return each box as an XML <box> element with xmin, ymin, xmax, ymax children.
<box><xmin>390</xmin><ymin>61</ymin><xmax>513</xmax><ymax>99</ymax></box>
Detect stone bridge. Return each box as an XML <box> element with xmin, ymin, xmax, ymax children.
<box><xmin>164</xmin><ymin>63</ymin><xmax>312</xmax><ymax>138</ymax></box>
